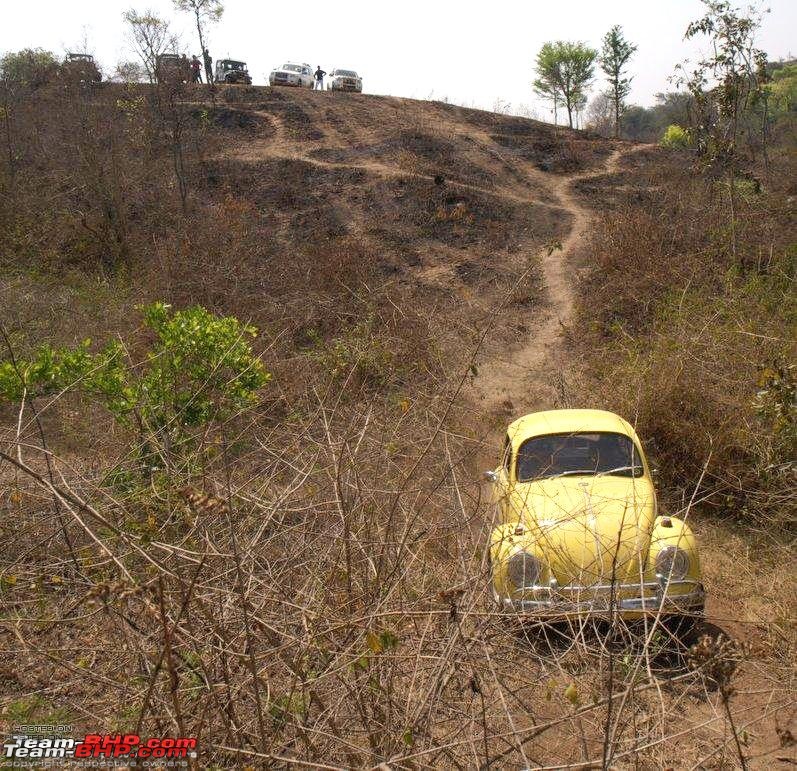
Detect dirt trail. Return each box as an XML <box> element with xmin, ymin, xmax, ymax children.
<box><xmin>216</xmin><ymin>101</ymin><xmax>633</xmax><ymax>422</ymax></box>
<box><xmin>225</xmin><ymin>111</ymin><xmax>566</xmax><ymax>211</ymax></box>
<box><xmin>472</xmin><ymin>147</ymin><xmax>632</xmax><ymax>416</ymax></box>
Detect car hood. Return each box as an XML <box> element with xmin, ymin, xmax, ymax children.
<box><xmin>506</xmin><ymin>476</ymin><xmax>656</xmax><ymax>585</ymax></box>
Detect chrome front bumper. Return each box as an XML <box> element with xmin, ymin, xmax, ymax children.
<box><xmin>498</xmin><ymin>576</ymin><xmax>705</xmax><ymax>614</ymax></box>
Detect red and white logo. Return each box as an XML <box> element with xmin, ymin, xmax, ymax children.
<box><xmin>3</xmin><ymin>733</ymin><xmax>197</xmax><ymax>761</ymax></box>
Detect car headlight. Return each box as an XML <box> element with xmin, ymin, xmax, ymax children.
<box><xmin>655</xmin><ymin>546</ymin><xmax>690</xmax><ymax>581</ymax></box>
<box><xmin>507</xmin><ymin>551</ymin><xmax>542</xmax><ymax>588</ymax></box>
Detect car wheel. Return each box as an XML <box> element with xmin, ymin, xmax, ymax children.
<box><xmin>663</xmin><ymin>612</ymin><xmax>703</xmax><ymax>646</ymax></box>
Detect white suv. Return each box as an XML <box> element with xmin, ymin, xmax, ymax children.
<box><xmin>327</xmin><ymin>68</ymin><xmax>363</xmax><ymax>93</ymax></box>
<box><xmin>269</xmin><ymin>62</ymin><xmax>314</xmax><ymax>88</ymax></box>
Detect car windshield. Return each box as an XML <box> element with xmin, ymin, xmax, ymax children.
<box><xmin>281</xmin><ymin>64</ymin><xmax>302</xmax><ymax>72</ymax></box>
<box><xmin>336</xmin><ymin>70</ymin><xmax>357</xmax><ymax>77</ymax></box>
<box><xmin>226</xmin><ymin>62</ymin><xmax>244</xmax><ymax>70</ymax></box>
<box><xmin>516</xmin><ymin>432</ymin><xmax>644</xmax><ymax>481</ymax></box>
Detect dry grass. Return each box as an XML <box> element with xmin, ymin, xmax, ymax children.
<box><xmin>0</xmin><ymin>81</ymin><xmax>794</xmax><ymax>768</ymax></box>
<box><xmin>2</xmin><ymin>385</ymin><xmax>794</xmax><ymax>768</ymax></box>
<box><xmin>573</xmin><ymin>146</ymin><xmax>796</xmax><ymax>530</ymax></box>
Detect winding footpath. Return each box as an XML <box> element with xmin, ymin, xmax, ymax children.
<box><xmin>472</xmin><ymin>146</ymin><xmax>639</xmax><ymax>415</ymax></box>
<box><xmin>220</xmin><ymin>104</ymin><xmax>638</xmax><ymax>418</ymax></box>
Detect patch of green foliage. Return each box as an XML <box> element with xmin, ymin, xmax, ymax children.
<box><xmin>0</xmin><ymin>302</ymin><xmax>270</xmax><ymax>458</ymax></box>
<box><xmin>0</xmin><ymin>48</ymin><xmax>59</xmax><ymax>89</ymax></box>
<box><xmin>307</xmin><ymin>316</ymin><xmax>395</xmax><ymax>388</ymax></box>
<box><xmin>4</xmin><ymin>695</ymin><xmax>74</xmax><ymax>727</ymax></box>
<box><xmin>767</xmin><ymin>61</ymin><xmax>797</xmax><ymax>114</ymax></box>
<box><xmin>755</xmin><ymin>361</ymin><xmax>796</xmax><ymax>466</ymax></box>
<box><xmin>660</xmin><ymin>124</ymin><xmax>691</xmax><ymax>149</ymax></box>
<box><xmin>136</xmin><ymin>302</ymin><xmax>269</xmax><ymax>428</ymax></box>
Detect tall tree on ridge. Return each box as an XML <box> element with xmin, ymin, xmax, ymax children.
<box><xmin>173</xmin><ymin>0</ymin><xmax>223</xmax><ymax>80</ymax></box>
<box><xmin>534</xmin><ymin>43</ymin><xmax>562</xmax><ymax>125</ymax></box>
<box><xmin>600</xmin><ymin>25</ymin><xmax>638</xmax><ymax>138</ymax></box>
<box><xmin>123</xmin><ymin>9</ymin><xmax>177</xmax><ymax>83</ymax></box>
<box><xmin>535</xmin><ymin>41</ymin><xmax>597</xmax><ymax>129</ymax></box>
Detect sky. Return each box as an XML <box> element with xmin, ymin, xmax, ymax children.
<box><xmin>2</xmin><ymin>0</ymin><xmax>795</xmax><ymax>117</ymax></box>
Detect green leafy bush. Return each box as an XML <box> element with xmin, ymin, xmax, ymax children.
<box><xmin>0</xmin><ymin>303</ymin><xmax>270</xmax><ymax>460</ymax></box>
<box><xmin>0</xmin><ymin>339</ymin><xmax>128</xmax><ymax>406</ymax></box>
<box><xmin>660</xmin><ymin>124</ymin><xmax>691</xmax><ymax>149</ymax></box>
<box><xmin>135</xmin><ymin>302</ymin><xmax>269</xmax><ymax>428</ymax></box>
<box><xmin>766</xmin><ymin>62</ymin><xmax>797</xmax><ymax>114</ymax></box>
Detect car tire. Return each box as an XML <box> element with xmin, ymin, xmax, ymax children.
<box><xmin>663</xmin><ymin>612</ymin><xmax>703</xmax><ymax>645</ymax></box>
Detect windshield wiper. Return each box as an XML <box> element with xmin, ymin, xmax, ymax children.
<box><xmin>549</xmin><ymin>470</ymin><xmax>597</xmax><ymax>478</ymax></box>
<box><xmin>596</xmin><ymin>465</ymin><xmax>641</xmax><ymax>477</ymax></box>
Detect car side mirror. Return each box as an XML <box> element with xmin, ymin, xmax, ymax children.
<box><xmin>483</xmin><ymin>470</ymin><xmax>498</xmax><ymax>483</ymax></box>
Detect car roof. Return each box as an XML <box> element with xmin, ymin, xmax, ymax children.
<box><xmin>506</xmin><ymin>409</ymin><xmax>640</xmax><ymax>447</ymax></box>
<box><xmin>220</xmin><ymin>59</ymin><xmax>245</xmax><ymax>65</ymax></box>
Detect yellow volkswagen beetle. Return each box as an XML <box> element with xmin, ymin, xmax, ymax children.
<box><xmin>486</xmin><ymin>409</ymin><xmax>705</xmax><ymax>621</ymax></box>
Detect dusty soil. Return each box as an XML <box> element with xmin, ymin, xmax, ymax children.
<box><xmin>1</xmin><ymin>84</ymin><xmax>793</xmax><ymax>769</ymax></box>
<box><xmin>204</xmin><ymin>89</ymin><xmax>795</xmax><ymax>765</ymax></box>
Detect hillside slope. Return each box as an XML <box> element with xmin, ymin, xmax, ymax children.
<box><xmin>202</xmin><ymin>87</ymin><xmax>622</xmax><ymax>417</ymax></box>
<box><xmin>0</xmin><ymin>84</ymin><xmax>793</xmax><ymax>769</ymax></box>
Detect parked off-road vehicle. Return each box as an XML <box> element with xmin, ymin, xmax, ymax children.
<box><xmin>155</xmin><ymin>53</ymin><xmax>191</xmax><ymax>85</ymax></box>
<box><xmin>214</xmin><ymin>59</ymin><xmax>253</xmax><ymax>85</ymax></box>
<box><xmin>327</xmin><ymin>68</ymin><xmax>362</xmax><ymax>92</ymax></box>
<box><xmin>62</xmin><ymin>53</ymin><xmax>102</xmax><ymax>83</ymax></box>
<box><xmin>269</xmin><ymin>62</ymin><xmax>314</xmax><ymax>89</ymax></box>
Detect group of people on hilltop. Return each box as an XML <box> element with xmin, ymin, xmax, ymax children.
<box><xmin>190</xmin><ymin>49</ymin><xmax>213</xmax><ymax>83</ymax></box>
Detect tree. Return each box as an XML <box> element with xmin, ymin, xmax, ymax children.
<box><xmin>0</xmin><ymin>48</ymin><xmax>59</xmax><ymax>90</ymax></box>
<box><xmin>653</xmin><ymin>91</ymin><xmax>694</xmax><ymax>129</ymax></box>
<box><xmin>0</xmin><ymin>49</ymin><xmax>60</xmax><ymax>184</ymax></box>
<box><xmin>533</xmin><ymin>44</ymin><xmax>562</xmax><ymax>125</ymax></box>
<box><xmin>574</xmin><ymin>91</ymin><xmax>588</xmax><ymax>129</ymax></box>
<box><xmin>123</xmin><ymin>9</ymin><xmax>176</xmax><ymax>83</ymax></box>
<box><xmin>766</xmin><ymin>60</ymin><xmax>796</xmax><ymax>113</ymax></box>
<box><xmin>173</xmin><ymin>0</ymin><xmax>223</xmax><ymax>82</ymax></box>
<box><xmin>610</xmin><ymin>93</ymin><xmax>695</xmax><ymax>142</ymax></box>
<box><xmin>679</xmin><ymin>0</ymin><xmax>768</xmax><ymax>263</ymax></box>
<box><xmin>619</xmin><ymin>104</ymin><xmax>659</xmax><ymax>141</ymax></box>
<box><xmin>600</xmin><ymin>25</ymin><xmax>638</xmax><ymax>138</ymax></box>
<box><xmin>534</xmin><ymin>41</ymin><xmax>597</xmax><ymax>129</ymax></box>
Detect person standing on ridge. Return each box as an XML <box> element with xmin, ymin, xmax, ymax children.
<box><xmin>203</xmin><ymin>48</ymin><xmax>213</xmax><ymax>85</ymax></box>
<box><xmin>314</xmin><ymin>65</ymin><xmax>326</xmax><ymax>90</ymax></box>
<box><xmin>191</xmin><ymin>55</ymin><xmax>202</xmax><ymax>83</ymax></box>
